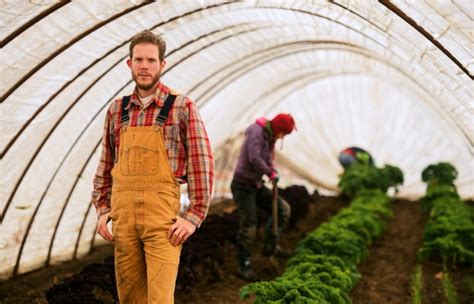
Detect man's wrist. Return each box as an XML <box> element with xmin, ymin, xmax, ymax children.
<box><xmin>182</xmin><ymin>213</ymin><xmax>200</xmax><ymax>228</ymax></box>
<box><xmin>97</xmin><ymin>208</ymin><xmax>111</xmax><ymax>219</ymax></box>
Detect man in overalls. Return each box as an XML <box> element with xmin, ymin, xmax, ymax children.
<box><xmin>91</xmin><ymin>31</ymin><xmax>214</xmax><ymax>303</ymax></box>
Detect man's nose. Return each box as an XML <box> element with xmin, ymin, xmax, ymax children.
<box><xmin>138</xmin><ymin>62</ymin><xmax>149</xmax><ymax>70</ymax></box>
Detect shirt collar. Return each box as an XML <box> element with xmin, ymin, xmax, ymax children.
<box><xmin>127</xmin><ymin>81</ymin><xmax>170</xmax><ymax>109</ymax></box>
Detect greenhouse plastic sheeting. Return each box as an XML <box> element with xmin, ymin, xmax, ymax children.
<box><xmin>0</xmin><ymin>0</ymin><xmax>472</xmax><ymax>280</ymax></box>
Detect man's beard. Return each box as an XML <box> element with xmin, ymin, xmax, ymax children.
<box><xmin>132</xmin><ymin>71</ymin><xmax>161</xmax><ymax>91</ymax></box>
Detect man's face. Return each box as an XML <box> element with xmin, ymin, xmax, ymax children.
<box><xmin>127</xmin><ymin>43</ymin><xmax>165</xmax><ymax>91</ymax></box>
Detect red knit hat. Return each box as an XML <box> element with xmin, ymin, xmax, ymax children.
<box><xmin>271</xmin><ymin>113</ymin><xmax>296</xmax><ymax>135</ymax></box>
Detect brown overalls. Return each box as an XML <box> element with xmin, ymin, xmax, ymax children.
<box><xmin>110</xmin><ymin>94</ymin><xmax>181</xmax><ymax>303</ymax></box>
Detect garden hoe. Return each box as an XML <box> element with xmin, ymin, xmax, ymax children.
<box><xmin>269</xmin><ymin>179</ymin><xmax>280</xmax><ymax>268</ymax></box>
<box><xmin>271</xmin><ymin>179</ymin><xmax>279</xmax><ymax>249</ymax></box>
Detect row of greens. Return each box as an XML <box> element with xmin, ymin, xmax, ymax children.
<box><xmin>410</xmin><ymin>162</ymin><xmax>472</xmax><ymax>304</ymax></box>
<box><xmin>418</xmin><ymin>162</ymin><xmax>474</xmax><ymax>265</ymax></box>
<box><xmin>240</xmin><ymin>162</ymin><xmax>403</xmax><ymax>303</ymax></box>
<box><xmin>338</xmin><ymin>162</ymin><xmax>403</xmax><ymax>197</ymax></box>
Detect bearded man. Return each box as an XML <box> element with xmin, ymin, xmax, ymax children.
<box><xmin>91</xmin><ymin>30</ymin><xmax>214</xmax><ymax>304</ymax></box>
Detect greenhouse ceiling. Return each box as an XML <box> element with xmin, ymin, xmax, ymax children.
<box><xmin>0</xmin><ymin>0</ymin><xmax>473</xmax><ymax>279</ymax></box>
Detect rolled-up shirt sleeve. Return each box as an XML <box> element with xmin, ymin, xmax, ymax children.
<box><xmin>181</xmin><ymin>98</ymin><xmax>214</xmax><ymax>227</ymax></box>
<box><xmin>91</xmin><ymin>105</ymin><xmax>115</xmax><ymax>217</ymax></box>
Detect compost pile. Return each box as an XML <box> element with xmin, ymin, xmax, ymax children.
<box><xmin>45</xmin><ymin>256</ymin><xmax>117</xmax><ymax>304</ymax></box>
<box><xmin>279</xmin><ymin>185</ymin><xmax>316</xmax><ymax>228</ymax></box>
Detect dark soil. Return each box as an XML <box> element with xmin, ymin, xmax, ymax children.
<box><xmin>350</xmin><ymin>199</ymin><xmax>427</xmax><ymax>304</ymax></box>
<box><xmin>421</xmin><ymin>260</ymin><xmax>474</xmax><ymax>304</ymax></box>
<box><xmin>350</xmin><ymin>199</ymin><xmax>474</xmax><ymax>304</ymax></box>
<box><xmin>0</xmin><ymin>245</ymin><xmax>114</xmax><ymax>304</ymax></box>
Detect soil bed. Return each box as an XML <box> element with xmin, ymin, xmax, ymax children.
<box><xmin>421</xmin><ymin>258</ymin><xmax>474</xmax><ymax>304</ymax></box>
<box><xmin>350</xmin><ymin>199</ymin><xmax>427</xmax><ymax>304</ymax></box>
<box><xmin>350</xmin><ymin>199</ymin><xmax>473</xmax><ymax>304</ymax></box>
<box><xmin>0</xmin><ymin>245</ymin><xmax>114</xmax><ymax>304</ymax></box>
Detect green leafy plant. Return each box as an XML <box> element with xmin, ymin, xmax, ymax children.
<box><xmin>338</xmin><ymin>163</ymin><xmax>382</xmax><ymax>196</ymax></box>
<box><xmin>380</xmin><ymin>165</ymin><xmax>404</xmax><ymax>193</ymax></box>
<box><xmin>421</xmin><ymin>184</ymin><xmax>459</xmax><ymax>211</ymax></box>
<box><xmin>354</xmin><ymin>151</ymin><xmax>371</xmax><ymax>165</ymax></box>
<box><xmin>410</xmin><ymin>264</ymin><xmax>422</xmax><ymax>304</ymax></box>
<box><xmin>338</xmin><ymin>163</ymin><xmax>404</xmax><ymax>197</ymax></box>
<box><xmin>419</xmin><ymin>162</ymin><xmax>474</xmax><ymax>266</ymax></box>
<box><xmin>241</xmin><ymin>190</ymin><xmax>392</xmax><ymax>303</ymax></box>
<box><xmin>421</xmin><ymin>162</ymin><xmax>458</xmax><ymax>187</ymax></box>
<box><xmin>418</xmin><ymin>196</ymin><xmax>474</xmax><ymax>264</ymax></box>
<box><xmin>441</xmin><ymin>271</ymin><xmax>459</xmax><ymax>304</ymax></box>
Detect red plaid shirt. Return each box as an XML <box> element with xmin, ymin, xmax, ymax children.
<box><xmin>91</xmin><ymin>82</ymin><xmax>214</xmax><ymax>227</ymax></box>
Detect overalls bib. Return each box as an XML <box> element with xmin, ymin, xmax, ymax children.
<box><xmin>110</xmin><ymin>94</ymin><xmax>181</xmax><ymax>304</ymax></box>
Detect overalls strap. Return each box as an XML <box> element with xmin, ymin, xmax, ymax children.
<box><xmin>120</xmin><ymin>95</ymin><xmax>132</xmax><ymax>123</ymax></box>
<box><xmin>120</xmin><ymin>94</ymin><xmax>176</xmax><ymax>125</ymax></box>
<box><xmin>156</xmin><ymin>94</ymin><xmax>177</xmax><ymax>125</ymax></box>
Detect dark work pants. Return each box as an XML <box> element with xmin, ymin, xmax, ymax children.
<box><xmin>230</xmin><ymin>180</ymin><xmax>290</xmax><ymax>270</ymax></box>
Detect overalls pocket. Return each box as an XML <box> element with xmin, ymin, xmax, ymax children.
<box><xmin>122</xmin><ymin>140</ymin><xmax>160</xmax><ymax>176</ymax></box>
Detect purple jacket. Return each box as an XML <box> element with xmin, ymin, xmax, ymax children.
<box><xmin>233</xmin><ymin>118</ymin><xmax>274</xmax><ymax>188</ymax></box>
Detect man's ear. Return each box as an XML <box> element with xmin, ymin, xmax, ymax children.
<box><xmin>127</xmin><ymin>58</ymin><xmax>132</xmax><ymax>69</ymax></box>
<box><xmin>160</xmin><ymin>60</ymin><xmax>166</xmax><ymax>71</ymax></box>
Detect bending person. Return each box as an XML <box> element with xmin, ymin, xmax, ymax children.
<box><xmin>231</xmin><ymin>113</ymin><xmax>296</xmax><ymax>281</ymax></box>
<box><xmin>338</xmin><ymin>146</ymin><xmax>374</xmax><ymax>169</ymax></box>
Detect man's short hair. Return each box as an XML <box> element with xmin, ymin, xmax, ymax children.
<box><xmin>129</xmin><ymin>30</ymin><xmax>166</xmax><ymax>61</ymax></box>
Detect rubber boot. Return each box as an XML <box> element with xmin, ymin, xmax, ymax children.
<box><xmin>237</xmin><ymin>256</ymin><xmax>257</xmax><ymax>282</ymax></box>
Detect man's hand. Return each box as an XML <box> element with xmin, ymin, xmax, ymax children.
<box><xmin>168</xmin><ymin>216</ymin><xmax>196</xmax><ymax>247</ymax></box>
<box><xmin>96</xmin><ymin>213</ymin><xmax>114</xmax><ymax>242</ymax></box>
<box><xmin>270</xmin><ymin>170</ymin><xmax>279</xmax><ymax>182</ymax></box>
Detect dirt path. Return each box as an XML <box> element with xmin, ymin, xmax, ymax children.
<box><xmin>421</xmin><ymin>244</ymin><xmax>474</xmax><ymax>304</ymax></box>
<box><xmin>175</xmin><ymin>196</ymin><xmax>348</xmax><ymax>304</ymax></box>
<box><xmin>350</xmin><ymin>199</ymin><xmax>427</xmax><ymax>304</ymax></box>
